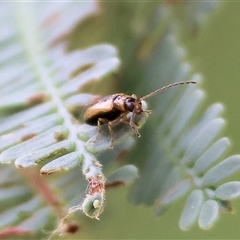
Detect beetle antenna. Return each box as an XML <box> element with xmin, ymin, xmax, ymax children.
<box><xmin>140</xmin><ymin>81</ymin><xmax>197</xmax><ymax>100</ymax></box>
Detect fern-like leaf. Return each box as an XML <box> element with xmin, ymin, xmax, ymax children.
<box><xmin>113</xmin><ymin>3</ymin><xmax>239</xmax><ymax>231</ymax></box>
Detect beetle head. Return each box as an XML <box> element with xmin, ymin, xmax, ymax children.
<box><xmin>125</xmin><ymin>94</ymin><xmax>143</xmax><ymax>115</ymax></box>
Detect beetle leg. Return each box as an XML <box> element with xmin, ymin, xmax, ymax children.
<box><xmin>90</xmin><ymin>118</ymin><xmax>115</xmax><ymax>148</ymax></box>
<box><xmin>90</xmin><ymin>117</ymin><xmax>112</xmax><ymax>145</ymax></box>
<box><xmin>127</xmin><ymin>109</ymin><xmax>151</xmax><ymax>137</ymax></box>
<box><xmin>107</xmin><ymin>121</ymin><xmax>115</xmax><ymax>148</ymax></box>
<box><xmin>129</xmin><ymin>112</ymin><xmax>141</xmax><ymax>137</ymax></box>
<box><xmin>119</xmin><ymin>112</ymin><xmax>141</xmax><ymax>137</ymax></box>
<box><xmin>89</xmin><ymin>119</ymin><xmax>103</xmax><ymax>144</ymax></box>
<box><xmin>107</xmin><ymin>114</ymin><xmax>130</xmax><ymax>147</ymax></box>
<box><xmin>107</xmin><ymin>113</ymin><xmax>132</xmax><ymax>147</ymax></box>
<box><xmin>90</xmin><ymin>111</ymin><xmax>145</xmax><ymax>148</ymax></box>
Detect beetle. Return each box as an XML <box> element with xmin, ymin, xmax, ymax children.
<box><xmin>84</xmin><ymin>81</ymin><xmax>196</xmax><ymax>147</ymax></box>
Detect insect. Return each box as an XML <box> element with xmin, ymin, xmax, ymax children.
<box><xmin>84</xmin><ymin>81</ymin><xmax>196</xmax><ymax>147</ymax></box>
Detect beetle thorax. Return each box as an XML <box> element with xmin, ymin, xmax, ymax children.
<box><xmin>113</xmin><ymin>94</ymin><xmax>128</xmax><ymax>112</ymax></box>
<box><xmin>113</xmin><ymin>94</ymin><xmax>143</xmax><ymax>115</ymax></box>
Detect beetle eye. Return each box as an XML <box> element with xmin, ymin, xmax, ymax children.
<box><xmin>125</xmin><ymin>99</ymin><xmax>135</xmax><ymax>112</ymax></box>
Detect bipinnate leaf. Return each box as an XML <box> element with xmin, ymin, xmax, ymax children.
<box><xmin>126</xmin><ymin>3</ymin><xmax>240</xmax><ymax>231</ymax></box>
<box><xmin>0</xmin><ymin>2</ymin><xmax>128</xmax><ymax>236</ymax></box>
<box><xmin>0</xmin><ymin>1</ymin><xmax>239</xmax><ymax>238</ymax></box>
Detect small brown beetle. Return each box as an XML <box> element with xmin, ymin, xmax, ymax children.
<box><xmin>84</xmin><ymin>81</ymin><xmax>196</xmax><ymax>147</ymax></box>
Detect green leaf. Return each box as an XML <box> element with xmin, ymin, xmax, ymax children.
<box><xmin>203</xmin><ymin>155</ymin><xmax>240</xmax><ymax>186</ymax></box>
<box><xmin>0</xmin><ymin>126</ymin><xmax>69</xmax><ymax>164</ymax></box>
<box><xmin>158</xmin><ymin>179</ymin><xmax>191</xmax><ymax>205</ymax></box>
<box><xmin>216</xmin><ymin>181</ymin><xmax>240</xmax><ymax>200</ymax></box>
<box><xmin>183</xmin><ymin>118</ymin><xmax>225</xmax><ymax>166</ymax></box>
<box><xmin>193</xmin><ymin>137</ymin><xmax>230</xmax><ymax>174</ymax></box>
<box><xmin>15</xmin><ymin>140</ymin><xmax>76</xmax><ymax>168</ymax></box>
<box><xmin>117</xmin><ymin>2</ymin><xmax>239</xmax><ymax>232</ymax></box>
<box><xmin>198</xmin><ymin>200</ymin><xmax>219</xmax><ymax>229</ymax></box>
<box><xmin>0</xmin><ymin>2</ymin><xmax>117</xmax><ymax>235</ymax></box>
<box><xmin>179</xmin><ymin>190</ymin><xmax>204</xmax><ymax>230</ymax></box>
<box><xmin>106</xmin><ymin>165</ymin><xmax>138</xmax><ymax>187</ymax></box>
